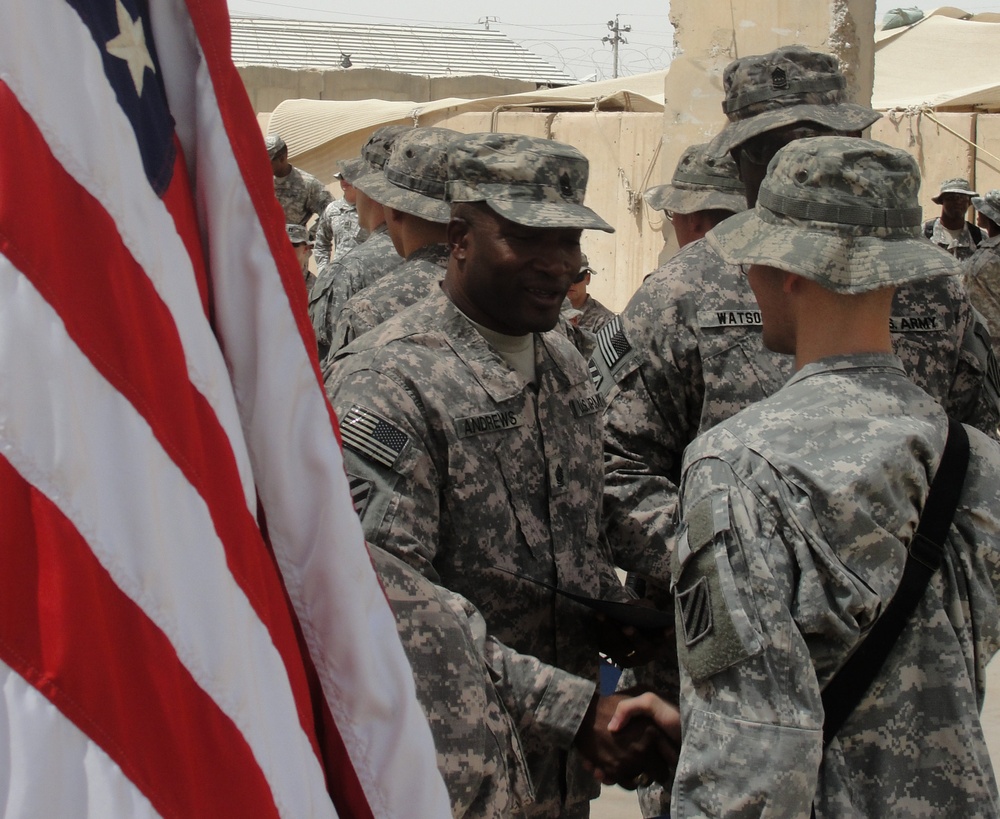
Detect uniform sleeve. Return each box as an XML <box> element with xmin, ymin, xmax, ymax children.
<box><xmin>670</xmin><ymin>456</ymin><xmax>823</xmax><ymax>818</ymax></box>
<box><xmin>313</xmin><ymin>203</ymin><xmax>336</xmax><ymax>269</ymax></box>
<box><xmin>326</xmin><ymin>365</ymin><xmax>597</xmax><ymax>750</ymax></box>
<box><xmin>307</xmin><ymin>178</ymin><xmax>334</xmax><ymax>225</ymax></box>
<box><xmin>945</xmin><ymin>288</ymin><xmax>1000</xmax><ymax>438</ymax></box>
<box><xmin>598</xmin><ymin>283</ymin><xmax>702</xmax><ymax>585</ymax></box>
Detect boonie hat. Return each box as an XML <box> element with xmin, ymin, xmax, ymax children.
<box><xmin>265</xmin><ymin>134</ymin><xmax>287</xmax><ymax>159</ymax></box>
<box><xmin>972</xmin><ymin>190</ymin><xmax>1000</xmax><ymax>226</ymax></box>
<box><xmin>361</xmin><ymin>124</ymin><xmax>412</xmax><ymax>172</ymax></box>
<box><xmin>446</xmin><ymin>132</ymin><xmax>614</xmax><ymax>233</ymax></box>
<box><xmin>708</xmin><ymin>45</ymin><xmax>882</xmax><ymax>158</ymax></box>
<box><xmin>707</xmin><ymin>136</ymin><xmax>961</xmax><ymax>293</ymax></box>
<box><xmin>644</xmin><ymin>143</ymin><xmax>747</xmax><ymax>215</ymax></box>
<box><xmin>932</xmin><ymin>177</ymin><xmax>978</xmax><ymax>204</ymax></box>
<box><xmin>337</xmin><ymin>157</ymin><xmax>367</xmax><ymax>185</ymax></box>
<box><xmin>286</xmin><ymin>224</ymin><xmax>313</xmax><ymax>246</ymax></box>
<box><xmin>353</xmin><ymin>127</ymin><xmax>458</xmax><ymax>224</ymax></box>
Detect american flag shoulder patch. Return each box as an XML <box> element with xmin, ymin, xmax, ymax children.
<box><xmin>595</xmin><ymin>316</ymin><xmax>632</xmax><ymax>373</ymax></box>
<box><xmin>341</xmin><ymin>406</ymin><xmax>409</xmax><ymax>469</ymax></box>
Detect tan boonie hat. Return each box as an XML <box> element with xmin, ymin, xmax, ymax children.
<box><xmin>973</xmin><ymin>190</ymin><xmax>1000</xmax><ymax>226</ymax></box>
<box><xmin>353</xmin><ymin>127</ymin><xmax>458</xmax><ymax>224</ymax></box>
<box><xmin>932</xmin><ymin>177</ymin><xmax>978</xmax><ymax>204</ymax></box>
<box><xmin>286</xmin><ymin>224</ymin><xmax>313</xmax><ymax>246</ymax></box>
<box><xmin>446</xmin><ymin>132</ymin><xmax>614</xmax><ymax>233</ymax></box>
<box><xmin>708</xmin><ymin>45</ymin><xmax>882</xmax><ymax>158</ymax></box>
<box><xmin>265</xmin><ymin>134</ymin><xmax>287</xmax><ymax>159</ymax></box>
<box><xmin>337</xmin><ymin>157</ymin><xmax>367</xmax><ymax>184</ymax></box>
<box><xmin>644</xmin><ymin>143</ymin><xmax>747</xmax><ymax>215</ymax></box>
<box><xmin>707</xmin><ymin>136</ymin><xmax>961</xmax><ymax>293</ymax></box>
<box><xmin>361</xmin><ymin>124</ymin><xmax>412</xmax><ymax>172</ymax></box>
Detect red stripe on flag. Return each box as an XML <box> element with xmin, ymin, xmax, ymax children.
<box><xmin>0</xmin><ymin>454</ymin><xmax>281</xmax><ymax>818</ymax></box>
<box><xmin>0</xmin><ymin>80</ymin><xmax>321</xmax><ymax>761</ymax></box>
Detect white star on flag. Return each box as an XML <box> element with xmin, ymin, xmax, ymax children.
<box><xmin>106</xmin><ymin>0</ymin><xmax>155</xmax><ymax>96</ymax></box>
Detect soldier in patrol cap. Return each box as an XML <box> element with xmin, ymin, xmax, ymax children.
<box><xmin>966</xmin><ymin>189</ymin><xmax>1000</xmax><ymax>362</ymax></box>
<box><xmin>644</xmin><ymin>142</ymin><xmax>747</xmax><ymax>249</ymax></box>
<box><xmin>266</xmin><ymin>133</ymin><xmax>333</xmax><ymax>235</ymax></box>
<box><xmin>592</xmin><ymin>44</ymin><xmax>1000</xmax><ymax>816</ymax></box>
<box><xmin>308</xmin><ymin>124</ymin><xmax>411</xmax><ymax>360</ymax></box>
<box><xmin>565</xmin><ymin>254</ymin><xmax>615</xmax><ymax>335</ymax></box>
<box><xmin>609</xmin><ymin>135</ymin><xmax>1000</xmax><ymax>816</ymax></box>
<box><xmin>285</xmin><ymin>223</ymin><xmax>314</xmax><ymax>286</ymax></box>
<box><xmin>327</xmin><ymin>132</ymin><xmax>672</xmax><ymax>817</ymax></box>
<box><xmin>324</xmin><ymin>127</ymin><xmax>461</xmax><ymax>361</ymax></box>
<box><xmin>313</xmin><ymin>159</ymin><xmax>365</xmax><ymax>271</ymax></box>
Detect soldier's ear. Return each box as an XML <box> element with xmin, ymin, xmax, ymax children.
<box><xmin>447</xmin><ymin>216</ymin><xmax>471</xmax><ymax>258</ymax></box>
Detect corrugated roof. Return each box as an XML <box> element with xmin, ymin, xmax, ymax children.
<box><xmin>230</xmin><ymin>17</ymin><xmax>577</xmax><ymax>87</ymax></box>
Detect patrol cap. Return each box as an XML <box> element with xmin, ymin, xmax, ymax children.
<box><xmin>446</xmin><ymin>132</ymin><xmax>614</xmax><ymax>233</ymax></box>
<box><xmin>361</xmin><ymin>124</ymin><xmax>412</xmax><ymax>172</ymax></box>
<box><xmin>932</xmin><ymin>177</ymin><xmax>978</xmax><ymax>204</ymax></box>
<box><xmin>337</xmin><ymin>157</ymin><xmax>367</xmax><ymax>184</ymax></box>
<box><xmin>353</xmin><ymin>127</ymin><xmax>458</xmax><ymax>224</ymax></box>
<box><xmin>579</xmin><ymin>253</ymin><xmax>595</xmax><ymax>275</ymax></box>
<box><xmin>266</xmin><ymin>134</ymin><xmax>287</xmax><ymax>159</ymax></box>
<box><xmin>286</xmin><ymin>224</ymin><xmax>313</xmax><ymax>246</ymax></box>
<box><xmin>972</xmin><ymin>189</ymin><xmax>1000</xmax><ymax>225</ymax></box>
<box><xmin>708</xmin><ymin>45</ymin><xmax>882</xmax><ymax>158</ymax></box>
<box><xmin>644</xmin><ymin>143</ymin><xmax>747</xmax><ymax>215</ymax></box>
<box><xmin>707</xmin><ymin>136</ymin><xmax>961</xmax><ymax>293</ymax></box>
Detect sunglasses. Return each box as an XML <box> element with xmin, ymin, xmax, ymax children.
<box><xmin>572</xmin><ymin>267</ymin><xmax>593</xmax><ymax>284</ymax></box>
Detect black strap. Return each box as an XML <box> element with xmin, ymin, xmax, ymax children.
<box><xmin>820</xmin><ymin>417</ymin><xmax>970</xmax><ymax>746</ymax></box>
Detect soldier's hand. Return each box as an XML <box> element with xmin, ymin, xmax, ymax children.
<box><xmin>574</xmin><ymin>692</ymin><xmax>671</xmax><ymax>787</ymax></box>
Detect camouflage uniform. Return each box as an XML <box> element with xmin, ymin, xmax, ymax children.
<box><xmin>925</xmin><ymin>216</ymin><xmax>981</xmax><ymax>261</ymax></box>
<box><xmin>965</xmin><ymin>191</ymin><xmax>1000</xmax><ymax>362</ymax></box>
<box><xmin>313</xmin><ymin>198</ymin><xmax>362</xmax><ymax>269</ymax></box>
<box><xmin>669</xmin><ymin>135</ymin><xmax>1000</xmax><ymax>818</ymax></box>
<box><xmin>327</xmin><ymin>242</ymin><xmax>448</xmax><ymax>358</ymax></box>
<box><xmin>327</xmin><ymin>132</ymin><xmax>621</xmax><ymax>818</ymax></box>
<box><xmin>327</xmin><ymin>291</ymin><xmax>624</xmax><ymax>818</ymax></box>
<box><xmin>574</xmin><ymin>296</ymin><xmax>614</xmax><ymax>334</ymax></box>
<box><xmin>368</xmin><ymin>543</ymin><xmax>531</xmax><ymax>818</ymax></box>
<box><xmin>273</xmin><ymin>165</ymin><xmax>333</xmax><ymax>229</ymax></box>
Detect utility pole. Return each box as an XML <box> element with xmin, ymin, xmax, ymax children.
<box><xmin>602</xmin><ymin>14</ymin><xmax>630</xmax><ymax>79</ymax></box>
<box><xmin>478</xmin><ymin>16</ymin><xmax>498</xmax><ymax>30</ymax></box>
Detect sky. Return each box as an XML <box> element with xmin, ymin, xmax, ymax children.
<box><xmin>225</xmin><ymin>0</ymin><xmax>998</xmax><ymax>82</ymax></box>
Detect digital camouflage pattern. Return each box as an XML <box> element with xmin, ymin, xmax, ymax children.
<box><xmin>273</xmin><ymin>164</ymin><xmax>333</xmax><ymax>229</ymax></box>
<box><xmin>671</xmin><ymin>354</ymin><xmax>1000</xmax><ymax>816</ymax></box>
<box><xmin>574</xmin><ymin>296</ymin><xmax>615</xmax><ymax>335</ymax></box>
<box><xmin>326</xmin><ymin>242</ymin><xmax>448</xmax><ymax>359</ymax></box>
<box><xmin>644</xmin><ymin>143</ymin><xmax>747</xmax><ymax>216</ymax></box>
<box><xmin>355</xmin><ymin>127</ymin><xmax>457</xmax><ymax>224</ymax></box>
<box><xmin>265</xmin><ymin>133</ymin><xmax>286</xmax><ymax>159</ymax></box>
<box><xmin>925</xmin><ymin>216</ymin><xmax>982</xmax><ymax>261</ymax></box>
<box><xmin>285</xmin><ymin>223</ymin><xmax>312</xmax><ymax>246</ymax></box>
<box><xmin>367</xmin><ymin>543</ymin><xmax>531</xmax><ymax>818</ymax></box>
<box><xmin>446</xmin><ymin>133</ymin><xmax>613</xmax><ymax>232</ymax></box>
<box><xmin>933</xmin><ymin>176</ymin><xmax>978</xmax><ymax>203</ymax></box>
<box><xmin>708</xmin><ymin>137</ymin><xmax>960</xmax><ymax>293</ymax></box>
<box><xmin>307</xmin><ymin>225</ymin><xmax>402</xmax><ymax>359</ymax></box>
<box><xmin>361</xmin><ymin>124</ymin><xmax>413</xmax><ymax>172</ymax></box>
<box><xmin>965</xmin><ymin>234</ymin><xmax>1000</xmax><ymax>361</ymax></box>
<box><xmin>313</xmin><ymin>198</ymin><xmax>363</xmax><ymax>269</ymax></box>
<box><xmin>973</xmin><ymin>189</ymin><xmax>1000</xmax><ymax>227</ymax></box>
<box><xmin>326</xmin><ymin>288</ymin><xmax>629</xmax><ymax>817</ymax></box>
<box><xmin>707</xmin><ymin>45</ymin><xmax>882</xmax><ymax>158</ymax></box>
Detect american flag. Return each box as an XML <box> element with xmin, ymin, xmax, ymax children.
<box><xmin>0</xmin><ymin>0</ymin><xmax>449</xmax><ymax>816</ymax></box>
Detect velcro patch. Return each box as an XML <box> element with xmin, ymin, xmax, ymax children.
<box><xmin>348</xmin><ymin>475</ymin><xmax>373</xmax><ymax>518</ymax></box>
<box><xmin>595</xmin><ymin>316</ymin><xmax>632</xmax><ymax>373</ymax></box>
<box><xmin>570</xmin><ymin>393</ymin><xmax>605</xmax><ymax>418</ymax></box>
<box><xmin>341</xmin><ymin>406</ymin><xmax>409</xmax><ymax>469</ymax></box>
<box><xmin>697</xmin><ymin>308</ymin><xmax>763</xmax><ymax>328</ymax></box>
<box><xmin>454</xmin><ymin>410</ymin><xmax>522</xmax><ymax>439</ymax></box>
<box><xmin>890</xmin><ymin>314</ymin><xmax>941</xmax><ymax>333</ymax></box>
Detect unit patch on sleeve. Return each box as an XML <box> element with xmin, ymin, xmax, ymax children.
<box><xmin>347</xmin><ymin>475</ymin><xmax>373</xmax><ymax>518</ymax></box>
<box><xmin>341</xmin><ymin>405</ymin><xmax>409</xmax><ymax>469</ymax></box>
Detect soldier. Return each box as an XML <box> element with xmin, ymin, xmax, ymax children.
<box><xmin>313</xmin><ymin>162</ymin><xmax>365</xmax><ymax>270</ymax></box>
<box><xmin>643</xmin><ymin>142</ymin><xmax>747</xmax><ymax>250</ymax></box>
<box><xmin>611</xmin><ymin>135</ymin><xmax>1000</xmax><ymax>816</ymax></box>
<box><xmin>285</xmin><ymin>223</ymin><xmax>313</xmax><ymax>287</ymax></box>
<box><xmin>565</xmin><ymin>254</ymin><xmax>615</xmax><ymax>334</ymax></box>
<box><xmin>267</xmin><ymin>134</ymin><xmax>332</xmax><ymax>232</ymax></box>
<box><xmin>965</xmin><ymin>190</ymin><xmax>1000</xmax><ymax>360</ymax></box>
<box><xmin>324</xmin><ymin>127</ymin><xmax>459</xmax><ymax>360</ymax></box>
<box><xmin>923</xmin><ymin>177</ymin><xmax>983</xmax><ymax>260</ymax></box>
<box><xmin>307</xmin><ymin>125</ymin><xmax>411</xmax><ymax>360</ymax></box>
<box><xmin>592</xmin><ymin>45</ymin><xmax>1000</xmax><ymax>816</ymax></box>
<box><xmin>327</xmin><ymin>132</ymin><xmax>669</xmax><ymax>817</ymax></box>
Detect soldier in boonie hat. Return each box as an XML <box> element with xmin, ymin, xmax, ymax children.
<box><xmin>973</xmin><ymin>190</ymin><xmax>1000</xmax><ymax>233</ymax></box>
<box><xmin>265</xmin><ymin>134</ymin><xmax>287</xmax><ymax>160</ymax></box>
<box><xmin>708</xmin><ymin>45</ymin><xmax>882</xmax><ymax>161</ymax></box>
<box><xmin>445</xmin><ymin>132</ymin><xmax>614</xmax><ymax>232</ymax></box>
<box><xmin>645</xmin><ymin>143</ymin><xmax>747</xmax><ymax>217</ymax></box>
<box><xmin>933</xmin><ymin>177</ymin><xmax>978</xmax><ymax>204</ymax></box>
<box><xmin>353</xmin><ymin>127</ymin><xmax>458</xmax><ymax>224</ymax></box>
<box><xmin>361</xmin><ymin>124</ymin><xmax>412</xmax><ymax>172</ymax></box>
<box><xmin>708</xmin><ymin>136</ymin><xmax>961</xmax><ymax>293</ymax></box>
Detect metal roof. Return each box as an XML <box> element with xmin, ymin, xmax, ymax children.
<box><xmin>230</xmin><ymin>17</ymin><xmax>577</xmax><ymax>87</ymax></box>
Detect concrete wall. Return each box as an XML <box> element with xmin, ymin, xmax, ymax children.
<box><xmin>238</xmin><ymin>66</ymin><xmax>533</xmax><ymax>113</ymax></box>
